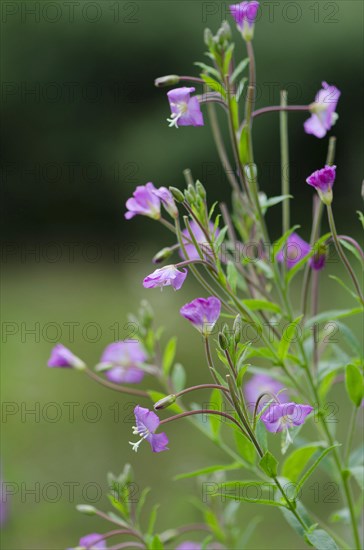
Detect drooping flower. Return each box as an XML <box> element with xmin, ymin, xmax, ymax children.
<box><xmin>276</xmin><ymin>233</ymin><xmax>311</xmax><ymax>269</ymax></box>
<box><xmin>129</xmin><ymin>405</ymin><xmax>169</xmax><ymax>453</ymax></box>
<box><xmin>277</xmin><ymin>233</ymin><xmax>326</xmax><ymax>271</ymax></box>
<box><xmin>77</xmin><ymin>533</ymin><xmax>106</xmax><ymax>550</ymax></box>
<box><xmin>98</xmin><ymin>341</ymin><xmax>147</xmax><ymax>384</ymax></box>
<box><xmin>311</xmin><ymin>244</ymin><xmax>327</xmax><ymax>271</ymax></box>
<box><xmin>180</xmin><ymin>221</ymin><xmax>219</xmax><ymax>261</ymax></box>
<box><xmin>167</xmin><ymin>87</ymin><xmax>204</xmax><ymax>128</ymax></box>
<box><xmin>143</xmin><ymin>265</ymin><xmax>187</xmax><ymax>290</ymax></box>
<box><xmin>47</xmin><ymin>344</ymin><xmax>85</xmax><ymax>370</ymax></box>
<box><xmin>229</xmin><ymin>1</ymin><xmax>260</xmax><ymax>41</ymax></box>
<box><xmin>244</xmin><ymin>374</ymin><xmax>289</xmax><ymax>411</ymax></box>
<box><xmin>176</xmin><ymin>543</ymin><xmax>202</xmax><ymax>550</ymax></box>
<box><xmin>180</xmin><ymin>297</ymin><xmax>221</xmax><ymax>337</ymax></box>
<box><xmin>261</xmin><ymin>402</ymin><xmax>313</xmax><ymax>433</ymax></box>
<box><xmin>306</xmin><ymin>165</ymin><xmax>336</xmax><ymax>205</ymax></box>
<box><xmin>304</xmin><ymin>82</ymin><xmax>341</xmax><ymax>139</ymax></box>
<box><xmin>152</xmin><ymin>186</ymin><xmax>178</xmax><ymax>218</ymax></box>
<box><xmin>125</xmin><ymin>182</ymin><xmax>161</xmax><ymax>220</ymax></box>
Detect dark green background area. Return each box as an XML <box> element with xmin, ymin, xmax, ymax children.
<box><xmin>1</xmin><ymin>1</ymin><xmax>363</xmax><ymax>548</ymax></box>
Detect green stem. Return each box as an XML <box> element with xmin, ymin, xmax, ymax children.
<box><xmin>85</xmin><ymin>369</ymin><xmax>148</xmax><ymax>398</ymax></box>
<box><xmin>280</xmin><ymin>90</ymin><xmax>290</xmax><ymax>235</ymax></box>
<box><xmin>327</xmin><ymin>204</ymin><xmax>364</xmax><ymax>303</ymax></box>
<box><xmin>301</xmin><ymin>136</ymin><xmax>336</xmax><ymax>316</ymax></box>
<box><xmin>344</xmin><ymin>407</ymin><xmax>358</xmax><ymax>467</ymax></box>
<box><xmin>206</xmin><ymin>101</ymin><xmax>241</xmax><ymax>194</ymax></box>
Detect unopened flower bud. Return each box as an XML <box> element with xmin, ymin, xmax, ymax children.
<box><xmin>196</xmin><ymin>180</ymin><xmax>206</xmax><ymax>200</ymax></box>
<box><xmin>154</xmin><ymin>75</ymin><xmax>180</xmax><ymax>88</ymax></box>
<box><xmin>140</xmin><ymin>300</ymin><xmax>154</xmax><ymax>326</ymax></box>
<box><xmin>76</xmin><ymin>504</ymin><xmax>97</xmax><ymax>515</ymax></box>
<box><xmin>187</xmin><ymin>183</ymin><xmax>197</xmax><ymax>200</ymax></box>
<box><xmin>233</xmin><ymin>314</ymin><xmax>242</xmax><ymax>343</ymax></box>
<box><xmin>169</xmin><ymin>187</ymin><xmax>185</xmax><ymax>203</ymax></box>
<box><xmin>154</xmin><ymin>394</ymin><xmax>176</xmax><ymax>410</ymax></box>
<box><xmin>184</xmin><ymin>189</ymin><xmax>195</xmax><ymax>204</ymax></box>
<box><xmin>152</xmin><ymin>247</ymin><xmax>174</xmax><ymax>264</ymax></box>
<box><xmin>218</xmin><ymin>332</ymin><xmax>229</xmax><ymax>350</ymax></box>
<box><xmin>204</xmin><ymin>28</ymin><xmax>214</xmax><ymax>49</ymax></box>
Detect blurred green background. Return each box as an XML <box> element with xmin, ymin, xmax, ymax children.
<box><xmin>1</xmin><ymin>1</ymin><xmax>363</xmax><ymax>548</ymax></box>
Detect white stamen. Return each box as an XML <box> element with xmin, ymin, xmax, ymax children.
<box><xmin>129</xmin><ymin>425</ymin><xmax>150</xmax><ymax>452</ymax></box>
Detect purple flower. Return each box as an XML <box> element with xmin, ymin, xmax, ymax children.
<box><xmin>129</xmin><ymin>405</ymin><xmax>169</xmax><ymax>453</ymax></box>
<box><xmin>261</xmin><ymin>402</ymin><xmax>313</xmax><ymax>433</ymax></box>
<box><xmin>180</xmin><ymin>221</ymin><xmax>219</xmax><ymax>261</ymax></box>
<box><xmin>304</xmin><ymin>82</ymin><xmax>341</xmax><ymax>139</ymax></box>
<box><xmin>230</xmin><ymin>1</ymin><xmax>260</xmax><ymax>40</ymax></box>
<box><xmin>125</xmin><ymin>182</ymin><xmax>161</xmax><ymax>220</ymax></box>
<box><xmin>277</xmin><ymin>233</ymin><xmax>327</xmax><ymax>271</ymax></box>
<box><xmin>311</xmin><ymin>247</ymin><xmax>327</xmax><ymax>271</ymax></box>
<box><xmin>47</xmin><ymin>344</ymin><xmax>85</xmax><ymax>370</ymax></box>
<box><xmin>276</xmin><ymin>233</ymin><xmax>311</xmax><ymax>269</ymax></box>
<box><xmin>180</xmin><ymin>297</ymin><xmax>221</xmax><ymax>336</ymax></box>
<box><xmin>306</xmin><ymin>165</ymin><xmax>336</xmax><ymax>205</ymax></box>
<box><xmin>152</xmin><ymin>186</ymin><xmax>178</xmax><ymax>218</ymax></box>
<box><xmin>176</xmin><ymin>543</ymin><xmax>202</xmax><ymax>550</ymax></box>
<box><xmin>244</xmin><ymin>374</ymin><xmax>289</xmax><ymax>411</ymax></box>
<box><xmin>143</xmin><ymin>265</ymin><xmax>188</xmax><ymax>290</ymax></box>
<box><xmin>98</xmin><ymin>341</ymin><xmax>147</xmax><ymax>384</ymax></box>
<box><xmin>167</xmin><ymin>87</ymin><xmax>204</xmax><ymax>128</ymax></box>
<box><xmin>77</xmin><ymin>533</ymin><xmax>106</xmax><ymax>550</ymax></box>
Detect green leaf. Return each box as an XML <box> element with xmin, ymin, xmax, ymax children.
<box><xmin>282</xmin><ymin>443</ymin><xmax>325</xmax><ymax>482</ymax></box>
<box><xmin>345</xmin><ymin>363</ymin><xmax>364</xmax><ymax>407</ymax></box>
<box><xmin>148</xmin><ymin>534</ymin><xmax>164</xmax><ymax>550</ymax></box>
<box><xmin>336</xmin><ymin>321</ymin><xmax>363</xmax><ymax>358</ymax></box>
<box><xmin>162</xmin><ymin>337</ymin><xmax>177</xmax><ymax>377</ymax></box>
<box><xmin>230</xmin><ymin>57</ymin><xmax>249</xmax><ymax>84</ymax></box>
<box><xmin>215</xmin><ymin>492</ymin><xmax>285</xmax><ymax>507</ymax></box>
<box><xmin>259</xmin><ymin>451</ymin><xmax>278</xmax><ymax>478</ymax></box>
<box><xmin>278</xmin><ymin>315</ymin><xmax>303</xmax><ymax>361</ymax></box>
<box><xmin>305</xmin><ymin>307</ymin><xmax>363</xmax><ymax>328</ymax></box>
<box><xmin>236</xmin><ymin>77</ymin><xmax>247</xmax><ymax>102</ymax></box>
<box><xmin>239</xmin><ymin>124</ymin><xmax>250</xmax><ymax>165</ymax></box>
<box><xmin>255</xmin><ymin>419</ymin><xmax>268</xmax><ymax>452</ymax></box>
<box><xmin>209</xmin><ymin>388</ymin><xmax>224</xmax><ymax>439</ymax></box>
<box><xmin>203</xmin><ymin>508</ymin><xmax>225</xmax><ymax>541</ymax></box>
<box><xmin>280</xmin><ymin>500</ymin><xmax>313</xmax><ymax>537</ymax></box>
<box><xmin>194</xmin><ymin>61</ymin><xmax>221</xmax><ymax>80</ymax></box>
<box><xmin>223</xmin><ymin>43</ymin><xmax>235</xmax><ymax>75</ymax></box>
<box><xmin>171</xmin><ymin>363</ymin><xmax>186</xmax><ymax>393</ymax></box>
<box><xmin>260</xmin><ymin>194</ymin><xmax>293</xmax><ymax>211</ymax></box>
<box><xmin>214</xmin><ymin>225</ymin><xmax>228</xmax><ymax>252</ymax></box>
<box><xmin>242</xmin><ymin>299</ymin><xmax>281</xmax><ymax>314</ymax></box>
<box><xmin>136</xmin><ymin>487</ymin><xmax>151</xmax><ymax>523</ymax></box>
<box><xmin>201</xmin><ymin>74</ymin><xmax>225</xmax><ymax>97</ymax></box>
<box><xmin>305</xmin><ymin>529</ymin><xmax>339</xmax><ymax>550</ymax></box>
<box><xmin>174</xmin><ymin>462</ymin><xmax>242</xmax><ymax>481</ymax></box>
<box><xmin>234</xmin><ymin>431</ymin><xmax>256</xmax><ymax>465</ymax></box>
<box><xmin>147</xmin><ymin>504</ymin><xmax>160</xmax><ymax>536</ymax></box>
<box><xmin>227</xmin><ymin>260</ymin><xmax>238</xmax><ymax>293</ymax></box>
<box><xmin>293</xmin><ymin>445</ymin><xmax>340</xmax><ymax>498</ymax></box>
<box><xmin>339</xmin><ymin>237</ymin><xmax>363</xmax><ymax>264</ymax></box>
<box><xmin>329</xmin><ymin>275</ymin><xmax>361</xmax><ymax>301</ymax></box>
